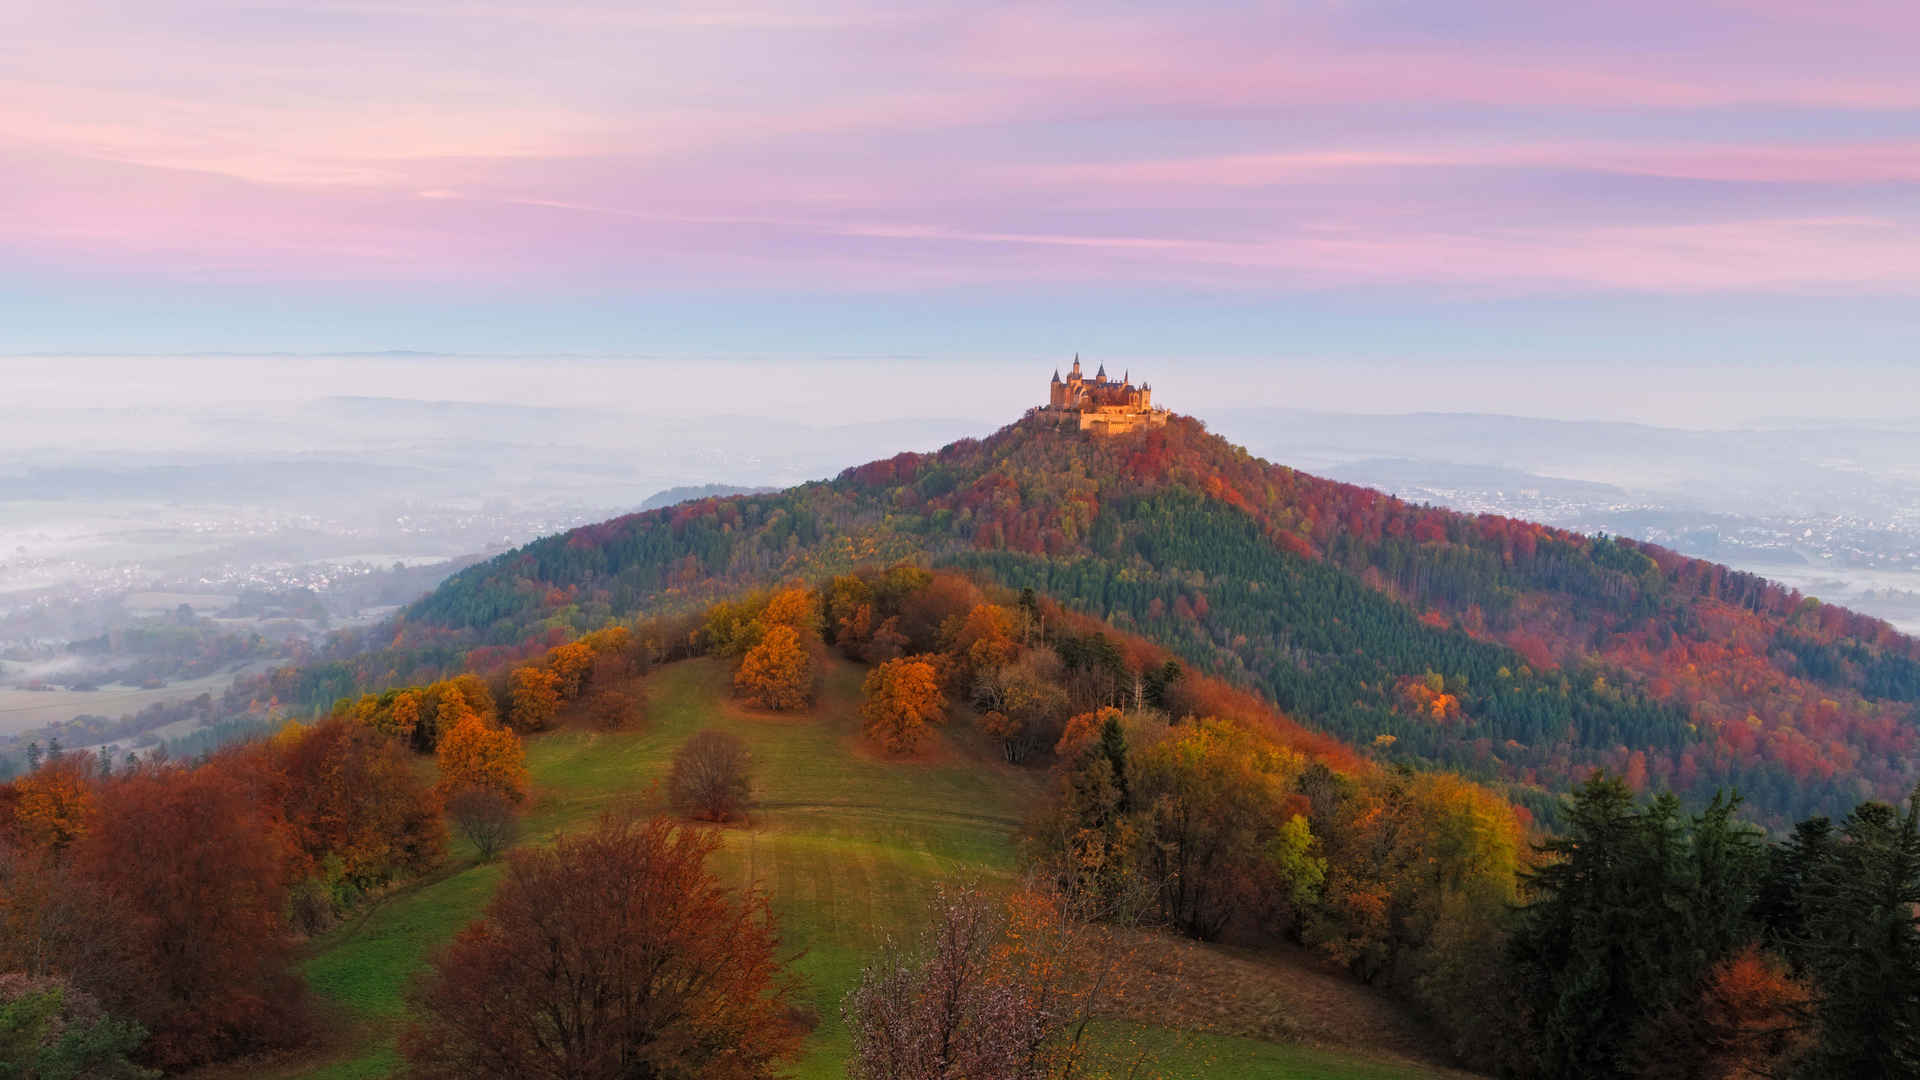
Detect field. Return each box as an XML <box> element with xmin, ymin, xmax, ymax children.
<box><xmin>0</xmin><ymin>664</ymin><xmax>267</xmax><ymax>739</ymax></box>
<box><xmin>268</xmin><ymin>657</ymin><xmax>1472</xmax><ymax>1079</ymax></box>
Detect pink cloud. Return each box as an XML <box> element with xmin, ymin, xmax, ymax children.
<box><xmin>5</xmin><ymin>0</ymin><xmax>1920</xmax><ymax>295</ymax></box>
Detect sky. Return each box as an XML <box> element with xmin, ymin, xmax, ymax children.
<box><xmin>5</xmin><ymin>0</ymin><xmax>1919</xmax><ymax>425</ymax></box>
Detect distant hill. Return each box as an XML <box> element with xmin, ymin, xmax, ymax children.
<box><xmin>638</xmin><ymin>483</ymin><xmax>776</xmax><ymax>511</ymax></box>
<box><xmin>343</xmin><ymin>413</ymin><xmax>1920</xmax><ymax>824</ymax></box>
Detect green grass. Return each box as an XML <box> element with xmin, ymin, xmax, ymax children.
<box><xmin>281</xmin><ymin>657</ymin><xmax>1458</xmax><ymax>1079</ymax></box>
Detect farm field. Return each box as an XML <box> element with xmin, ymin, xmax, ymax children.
<box><xmin>267</xmin><ymin>657</ymin><xmax>1473</xmax><ymax>1080</ymax></box>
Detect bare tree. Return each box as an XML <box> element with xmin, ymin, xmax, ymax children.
<box><xmin>666</xmin><ymin>730</ymin><xmax>753</xmax><ymax>823</ymax></box>
<box><xmin>844</xmin><ymin>880</ymin><xmax>1153</xmax><ymax>1080</ymax></box>
<box><xmin>446</xmin><ymin>787</ymin><xmax>521</xmax><ymax>862</ymax></box>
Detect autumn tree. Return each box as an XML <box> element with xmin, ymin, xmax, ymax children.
<box><xmin>667</xmin><ymin>730</ymin><xmax>753</xmax><ymax>823</ymax></box>
<box><xmin>401</xmin><ymin>814</ymin><xmax>802</xmax><ymax>1080</ymax></box>
<box><xmin>735</xmin><ymin>624</ymin><xmax>814</xmax><ymax>711</ymax></box>
<box><xmin>1629</xmin><ymin>945</ymin><xmax>1813</xmax><ymax>1080</ymax></box>
<box><xmin>860</xmin><ymin>656</ymin><xmax>947</xmax><ymax>754</ymax></box>
<box><xmin>446</xmin><ymin>787</ymin><xmax>521</xmax><ymax>862</ymax></box>
<box><xmin>435</xmin><ymin>714</ymin><xmax>529</xmax><ymax>804</ymax></box>
<box><xmin>951</xmin><ymin>603</ymin><xmax>1021</xmax><ymax>676</ymax></box>
<box><xmin>272</xmin><ymin>715</ymin><xmax>444</xmax><ymax>891</ymax></box>
<box><xmin>972</xmin><ymin>648</ymin><xmax>1070</xmax><ymax>763</ymax></box>
<box><xmin>506</xmin><ymin>665</ymin><xmax>563</xmax><ymax>732</ymax></box>
<box><xmin>1128</xmin><ymin>718</ymin><xmax>1301</xmax><ymax>940</ymax></box>
<box><xmin>545</xmin><ymin>640</ymin><xmax>595</xmax><ymax>700</ymax></box>
<box><xmin>6</xmin><ymin>752</ymin><xmax>97</xmax><ymax>851</ymax></box>
<box><xmin>762</xmin><ymin>586</ymin><xmax>821</xmax><ymax>636</ymax></box>
<box><xmin>70</xmin><ymin>758</ymin><xmax>307</xmax><ymax>1069</ymax></box>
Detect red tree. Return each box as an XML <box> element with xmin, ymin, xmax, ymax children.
<box><xmin>402</xmin><ymin>813</ymin><xmax>801</xmax><ymax>1079</ymax></box>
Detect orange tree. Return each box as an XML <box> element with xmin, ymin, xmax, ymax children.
<box><xmin>859</xmin><ymin>656</ymin><xmax>947</xmax><ymax>754</ymax></box>
<box><xmin>435</xmin><ymin>714</ymin><xmax>529</xmax><ymax>804</ymax></box>
<box><xmin>506</xmin><ymin>665</ymin><xmax>562</xmax><ymax>732</ymax></box>
<box><xmin>734</xmin><ymin>624</ymin><xmax>814</xmax><ymax>711</ymax></box>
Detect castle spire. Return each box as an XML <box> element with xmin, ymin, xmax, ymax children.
<box><xmin>1051</xmin><ymin>369</ymin><xmax>1061</xmax><ymax>383</ymax></box>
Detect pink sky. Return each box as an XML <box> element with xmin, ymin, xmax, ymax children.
<box><xmin>3</xmin><ymin>0</ymin><xmax>1919</xmax><ymax>370</ymax></box>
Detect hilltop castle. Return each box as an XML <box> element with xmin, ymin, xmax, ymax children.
<box><xmin>1042</xmin><ymin>356</ymin><xmax>1169</xmax><ymax>435</ymax></box>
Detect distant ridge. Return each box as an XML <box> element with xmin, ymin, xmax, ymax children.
<box><xmin>638</xmin><ymin>483</ymin><xmax>778</xmax><ymax>511</ymax></box>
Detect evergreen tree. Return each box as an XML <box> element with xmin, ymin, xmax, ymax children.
<box><xmin>1796</xmin><ymin>792</ymin><xmax>1920</xmax><ymax>1077</ymax></box>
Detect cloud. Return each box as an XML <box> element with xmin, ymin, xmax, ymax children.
<box><xmin>4</xmin><ymin>0</ymin><xmax>1920</xmax><ymax>300</ymax></box>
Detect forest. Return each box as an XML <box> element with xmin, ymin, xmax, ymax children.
<box><xmin>278</xmin><ymin>415</ymin><xmax>1920</xmax><ymax>825</ymax></box>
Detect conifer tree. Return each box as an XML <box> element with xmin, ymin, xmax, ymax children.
<box><xmin>1796</xmin><ymin>792</ymin><xmax>1920</xmax><ymax>1077</ymax></box>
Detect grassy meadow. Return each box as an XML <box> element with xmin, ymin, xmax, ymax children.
<box><xmin>271</xmin><ymin>657</ymin><xmax>1469</xmax><ymax>1079</ymax></box>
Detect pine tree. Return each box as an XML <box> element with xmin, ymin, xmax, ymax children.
<box><xmin>1797</xmin><ymin>792</ymin><xmax>1920</xmax><ymax>1077</ymax></box>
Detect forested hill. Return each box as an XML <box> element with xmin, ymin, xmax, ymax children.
<box><xmin>332</xmin><ymin>412</ymin><xmax>1920</xmax><ymax>823</ymax></box>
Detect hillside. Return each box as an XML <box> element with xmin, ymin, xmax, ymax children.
<box><xmin>271</xmin><ymin>656</ymin><xmax>1472</xmax><ymax>1080</ymax></box>
<box><xmin>294</xmin><ymin>413</ymin><xmax>1920</xmax><ymax>824</ymax></box>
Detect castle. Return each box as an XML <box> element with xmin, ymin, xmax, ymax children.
<box><xmin>1042</xmin><ymin>356</ymin><xmax>1169</xmax><ymax>435</ymax></box>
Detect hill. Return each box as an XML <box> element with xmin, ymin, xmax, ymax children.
<box><xmin>272</xmin><ymin>655</ymin><xmax>1473</xmax><ymax>1080</ymax></box>
<box><xmin>294</xmin><ymin>413</ymin><xmax>1920</xmax><ymax>824</ymax></box>
<box><xmin>639</xmin><ymin>483</ymin><xmax>778</xmax><ymax>511</ymax></box>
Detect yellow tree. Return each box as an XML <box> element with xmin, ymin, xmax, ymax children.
<box><xmin>546</xmin><ymin>641</ymin><xmax>594</xmax><ymax>699</ymax></box>
<box><xmin>860</xmin><ymin>656</ymin><xmax>947</xmax><ymax>754</ymax></box>
<box><xmin>761</xmin><ymin>586</ymin><xmax>820</xmax><ymax>636</ymax></box>
<box><xmin>735</xmin><ymin>624</ymin><xmax>814</xmax><ymax>711</ymax></box>
<box><xmin>507</xmin><ymin>665</ymin><xmax>563</xmax><ymax>732</ymax></box>
<box><xmin>436</xmin><ymin>714</ymin><xmax>529</xmax><ymax>804</ymax></box>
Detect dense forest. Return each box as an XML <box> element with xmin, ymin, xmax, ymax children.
<box><xmin>280</xmin><ymin>414</ymin><xmax>1917</xmax><ymax>825</ymax></box>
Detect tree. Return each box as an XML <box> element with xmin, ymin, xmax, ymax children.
<box><xmin>1629</xmin><ymin>945</ymin><xmax>1813</xmax><ymax>1080</ymax></box>
<box><xmin>735</xmin><ymin>624</ymin><xmax>814</xmax><ymax>711</ymax></box>
<box><xmin>1795</xmin><ymin>792</ymin><xmax>1920</xmax><ymax>1077</ymax></box>
<box><xmin>1128</xmin><ymin>718</ymin><xmax>1299</xmax><ymax>940</ymax></box>
<box><xmin>506</xmin><ymin>665</ymin><xmax>562</xmax><ymax>732</ymax></box>
<box><xmin>667</xmin><ymin>730</ymin><xmax>753</xmax><ymax>823</ymax></box>
<box><xmin>435</xmin><ymin>715</ymin><xmax>529</xmax><ymax>804</ymax></box>
<box><xmin>860</xmin><ymin>656</ymin><xmax>947</xmax><ymax>755</ymax></box>
<box><xmin>70</xmin><ymin>758</ymin><xmax>307</xmax><ymax>1069</ymax></box>
<box><xmin>584</xmin><ymin>682</ymin><xmax>639</xmax><ymax>731</ymax></box>
<box><xmin>272</xmin><ymin>716</ymin><xmax>444</xmax><ymax>890</ymax></box>
<box><xmin>445</xmin><ymin>787</ymin><xmax>521</xmax><ymax>862</ymax></box>
<box><xmin>761</xmin><ymin>586</ymin><xmax>821</xmax><ymax>636</ymax></box>
<box><xmin>1507</xmin><ymin>775</ymin><xmax>1766</xmax><ymax>1080</ymax></box>
<box><xmin>401</xmin><ymin>814</ymin><xmax>802</xmax><ymax>1080</ymax></box>
<box><xmin>0</xmin><ymin>973</ymin><xmax>155</xmax><ymax>1080</ymax></box>
<box><xmin>6</xmin><ymin>753</ymin><xmax>96</xmax><ymax>852</ymax></box>
<box><xmin>844</xmin><ymin>882</ymin><xmax>1143</xmax><ymax>1080</ymax></box>
<box><xmin>545</xmin><ymin>641</ymin><xmax>594</xmax><ymax>699</ymax></box>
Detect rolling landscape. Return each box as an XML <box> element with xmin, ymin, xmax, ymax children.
<box><xmin>8</xmin><ymin>0</ymin><xmax>1920</xmax><ymax>1077</ymax></box>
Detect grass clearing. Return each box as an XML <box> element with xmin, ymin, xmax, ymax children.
<box><xmin>275</xmin><ymin>656</ymin><xmax>1464</xmax><ymax>1079</ymax></box>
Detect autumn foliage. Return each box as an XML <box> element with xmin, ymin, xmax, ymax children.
<box><xmin>735</xmin><ymin>624</ymin><xmax>815</xmax><ymax>711</ymax></box>
<box><xmin>435</xmin><ymin>713</ymin><xmax>529</xmax><ymax>804</ymax></box>
<box><xmin>860</xmin><ymin>656</ymin><xmax>947</xmax><ymax>754</ymax></box>
<box><xmin>401</xmin><ymin>813</ymin><xmax>801</xmax><ymax>1080</ymax></box>
<box><xmin>68</xmin><ymin>756</ymin><xmax>308</xmax><ymax>1069</ymax></box>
